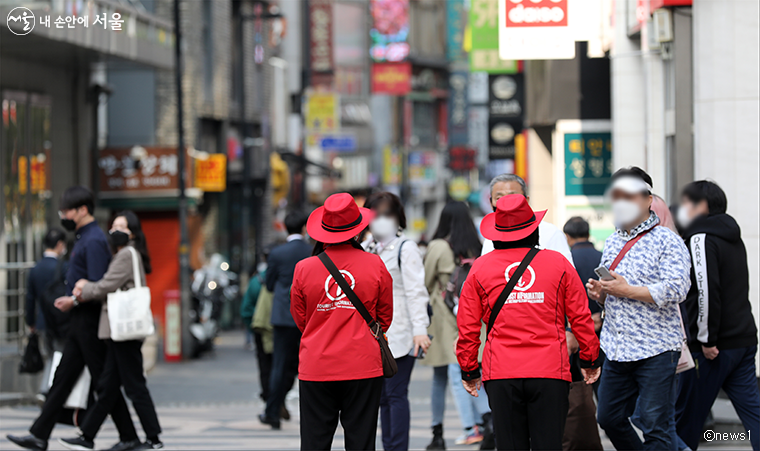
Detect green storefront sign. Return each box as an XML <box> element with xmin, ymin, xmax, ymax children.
<box><xmin>564</xmin><ymin>132</ymin><xmax>613</xmax><ymax>196</ymax></box>
<box><xmin>469</xmin><ymin>0</ymin><xmax>518</xmax><ymax>73</ymax></box>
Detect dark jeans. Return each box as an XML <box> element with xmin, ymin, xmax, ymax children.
<box><xmin>80</xmin><ymin>340</ymin><xmax>161</xmax><ymax>441</ymax></box>
<box><xmin>676</xmin><ymin>345</ymin><xmax>760</xmax><ymax>450</ymax></box>
<box><xmin>30</xmin><ymin>314</ymin><xmax>137</xmax><ymax>441</ymax></box>
<box><xmin>380</xmin><ymin>355</ymin><xmax>416</xmax><ymax>451</ymax></box>
<box><xmin>485</xmin><ymin>378</ymin><xmax>570</xmax><ymax>451</ymax></box>
<box><xmin>300</xmin><ymin>377</ymin><xmax>383</xmax><ymax>451</ymax></box>
<box><xmin>265</xmin><ymin>326</ymin><xmax>301</xmax><ymax>422</ymax></box>
<box><xmin>254</xmin><ymin>331</ymin><xmax>273</xmax><ymax>402</ymax></box>
<box><xmin>597</xmin><ymin>350</ymin><xmax>679</xmax><ymax>451</ymax></box>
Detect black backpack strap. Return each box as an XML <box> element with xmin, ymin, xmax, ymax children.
<box><xmin>396</xmin><ymin>239</ymin><xmax>407</xmax><ymax>270</ymax></box>
<box><xmin>487</xmin><ymin>247</ymin><xmax>540</xmax><ymax>337</ymax></box>
<box><xmin>318</xmin><ymin>252</ymin><xmax>376</xmax><ymax>329</ymax></box>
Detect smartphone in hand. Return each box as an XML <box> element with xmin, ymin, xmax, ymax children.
<box><xmin>594</xmin><ymin>265</ymin><xmax>615</xmax><ymax>281</ymax></box>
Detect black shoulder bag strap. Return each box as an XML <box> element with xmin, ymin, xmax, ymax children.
<box><xmin>487</xmin><ymin>247</ymin><xmax>540</xmax><ymax>337</ymax></box>
<box><xmin>318</xmin><ymin>252</ymin><xmax>376</xmax><ymax>329</ymax></box>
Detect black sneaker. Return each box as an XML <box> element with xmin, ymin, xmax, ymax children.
<box><xmin>59</xmin><ymin>436</ymin><xmax>94</xmax><ymax>451</ymax></box>
<box><xmin>136</xmin><ymin>439</ymin><xmax>164</xmax><ymax>450</ymax></box>
<box><xmin>103</xmin><ymin>439</ymin><xmax>142</xmax><ymax>451</ymax></box>
<box><xmin>258</xmin><ymin>413</ymin><xmax>281</xmax><ymax>430</ymax></box>
<box><xmin>6</xmin><ymin>434</ymin><xmax>48</xmax><ymax>451</ymax></box>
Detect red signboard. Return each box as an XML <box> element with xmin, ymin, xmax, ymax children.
<box><xmin>371</xmin><ymin>62</ymin><xmax>412</xmax><ymax>95</ymax></box>
<box><xmin>505</xmin><ymin>0</ymin><xmax>568</xmax><ymax>28</ymax></box>
<box><xmin>310</xmin><ymin>0</ymin><xmax>334</xmax><ymax>76</ymax></box>
<box><xmin>650</xmin><ymin>0</ymin><xmax>692</xmax><ymax>11</ymax></box>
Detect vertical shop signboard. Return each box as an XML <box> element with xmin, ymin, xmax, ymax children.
<box><xmin>487</xmin><ymin>73</ymin><xmax>524</xmax><ymax>160</ymax></box>
<box><xmin>446</xmin><ymin>0</ymin><xmax>467</xmax><ymax>63</ymax></box>
<box><xmin>310</xmin><ymin>0</ymin><xmax>334</xmax><ymax>87</ymax></box>
<box><xmin>448</xmin><ymin>71</ymin><xmax>469</xmax><ymax>146</ymax></box>
<box><xmin>369</xmin><ymin>0</ymin><xmax>410</xmax><ymax>62</ymax></box>
<box><xmin>469</xmin><ymin>0</ymin><xmax>519</xmax><ymax>73</ymax></box>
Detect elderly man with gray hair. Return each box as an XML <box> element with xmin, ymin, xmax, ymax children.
<box><xmin>481</xmin><ymin>174</ymin><xmax>573</xmax><ymax>264</ymax></box>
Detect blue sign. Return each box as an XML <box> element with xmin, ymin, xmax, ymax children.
<box><xmin>320</xmin><ymin>135</ymin><xmax>357</xmax><ymax>152</ymax></box>
<box><xmin>446</xmin><ymin>0</ymin><xmax>467</xmax><ymax>63</ymax></box>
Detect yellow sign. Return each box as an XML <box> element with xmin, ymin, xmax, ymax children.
<box><xmin>18</xmin><ymin>156</ymin><xmax>28</xmax><ymax>194</ymax></box>
<box><xmin>448</xmin><ymin>177</ymin><xmax>470</xmax><ymax>201</ymax></box>
<box><xmin>305</xmin><ymin>92</ymin><xmax>339</xmax><ymax>132</ymax></box>
<box><xmin>194</xmin><ymin>154</ymin><xmax>227</xmax><ymax>192</ymax></box>
<box><xmin>383</xmin><ymin>145</ymin><xmax>401</xmax><ymax>185</ymax></box>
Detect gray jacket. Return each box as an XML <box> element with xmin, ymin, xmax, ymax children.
<box><xmin>80</xmin><ymin>244</ymin><xmax>147</xmax><ymax>339</ymax></box>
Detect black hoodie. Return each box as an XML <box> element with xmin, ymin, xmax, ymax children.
<box><xmin>682</xmin><ymin>213</ymin><xmax>758</xmax><ymax>352</ymax></box>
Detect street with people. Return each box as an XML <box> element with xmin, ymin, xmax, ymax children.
<box><xmin>1</xmin><ymin>0</ymin><xmax>758</xmax><ymax>450</ymax></box>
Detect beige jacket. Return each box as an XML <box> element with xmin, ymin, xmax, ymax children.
<box><xmin>80</xmin><ymin>244</ymin><xmax>147</xmax><ymax>339</ymax></box>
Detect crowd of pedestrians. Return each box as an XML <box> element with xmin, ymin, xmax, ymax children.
<box><xmin>7</xmin><ymin>167</ymin><xmax>759</xmax><ymax>451</ymax></box>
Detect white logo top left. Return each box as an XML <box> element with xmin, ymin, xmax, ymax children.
<box><xmin>7</xmin><ymin>7</ymin><xmax>35</xmax><ymax>35</ymax></box>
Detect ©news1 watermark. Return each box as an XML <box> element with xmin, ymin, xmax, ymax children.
<box><xmin>7</xmin><ymin>6</ymin><xmax>124</xmax><ymax>36</ymax></box>
<box><xmin>703</xmin><ymin>429</ymin><xmax>752</xmax><ymax>443</ymax></box>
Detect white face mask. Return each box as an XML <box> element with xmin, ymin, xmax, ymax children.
<box><xmin>677</xmin><ymin>204</ymin><xmax>694</xmax><ymax>229</ymax></box>
<box><xmin>612</xmin><ymin>199</ymin><xmax>643</xmax><ymax>229</ymax></box>
<box><xmin>256</xmin><ymin>262</ymin><xmax>267</xmax><ymax>274</ymax></box>
<box><xmin>369</xmin><ymin>216</ymin><xmax>398</xmax><ymax>241</ymax></box>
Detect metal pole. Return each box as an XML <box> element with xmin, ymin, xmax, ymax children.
<box><xmin>173</xmin><ymin>0</ymin><xmax>193</xmax><ymax>360</ymax></box>
<box><xmin>240</xmin><ymin>9</ymin><xmax>251</xmax><ymax>278</ymax></box>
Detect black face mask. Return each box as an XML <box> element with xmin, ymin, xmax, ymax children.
<box><xmin>109</xmin><ymin>230</ymin><xmax>130</xmax><ymax>247</ymax></box>
<box><xmin>60</xmin><ymin>218</ymin><xmax>77</xmax><ymax>231</ymax></box>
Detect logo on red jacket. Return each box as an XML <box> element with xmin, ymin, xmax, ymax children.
<box><xmin>504</xmin><ymin>263</ymin><xmax>545</xmax><ymax>303</ymax></box>
<box><xmin>324</xmin><ymin>270</ymin><xmax>356</xmax><ymax>301</ymax></box>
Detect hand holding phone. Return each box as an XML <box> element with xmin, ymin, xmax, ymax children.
<box><xmin>594</xmin><ymin>265</ymin><xmax>615</xmax><ymax>281</ymax></box>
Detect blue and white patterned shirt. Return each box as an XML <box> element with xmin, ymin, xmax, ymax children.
<box><xmin>600</xmin><ymin>213</ymin><xmax>692</xmax><ymax>362</ymax></box>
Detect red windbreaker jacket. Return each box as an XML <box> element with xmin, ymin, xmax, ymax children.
<box><xmin>456</xmin><ymin>247</ymin><xmax>600</xmax><ymax>382</ymax></box>
<box><xmin>290</xmin><ymin>244</ymin><xmax>394</xmax><ymax>382</ymax></box>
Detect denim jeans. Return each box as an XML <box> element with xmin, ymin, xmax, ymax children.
<box><xmin>597</xmin><ymin>350</ymin><xmax>679</xmax><ymax>450</ymax></box>
<box><xmin>431</xmin><ymin>366</ymin><xmax>448</xmax><ymax>427</ymax></box>
<box><xmin>676</xmin><ymin>345</ymin><xmax>760</xmax><ymax>451</ymax></box>
<box><xmin>448</xmin><ymin>363</ymin><xmax>490</xmax><ymax>430</ymax></box>
<box><xmin>381</xmin><ymin>356</ymin><xmax>416</xmax><ymax>451</ymax></box>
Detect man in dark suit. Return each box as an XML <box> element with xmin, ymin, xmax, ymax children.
<box><xmin>563</xmin><ymin>217</ymin><xmax>603</xmax><ymax>330</ymax></box>
<box><xmin>26</xmin><ymin>229</ymin><xmax>70</xmax><ymax>395</ymax></box>
<box><xmin>259</xmin><ymin>211</ymin><xmax>311</xmax><ymax>430</ymax></box>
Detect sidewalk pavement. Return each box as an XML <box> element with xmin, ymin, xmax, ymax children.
<box><xmin>0</xmin><ymin>332</ymin><xmax>752</xmax><ymax>450</ymax></box>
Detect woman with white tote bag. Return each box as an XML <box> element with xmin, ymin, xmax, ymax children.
<box><xmin>59</xmin><ymin>211</ymin><xmax>163</xmax><ymax>451</ymax></box>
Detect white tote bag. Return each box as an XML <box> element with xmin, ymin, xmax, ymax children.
<box><xmin>676</xmin><ymin>307</ymin><xmax>695</xmax><ymax>374</ymax></box>
<box><xmin>107</xmin><ymin>247</ymin><xmax>155</xmax><ymax>342</ymax></box>
<box><xmin>48</xmin><ymin>351</ymin><xmax>91</xmax><ymax>409</ymax></box>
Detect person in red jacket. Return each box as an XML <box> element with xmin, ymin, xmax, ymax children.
<box><xmin>456</xmin><ymin>195</ymin><xmax>601</xmax><ymax>451</ymax></box>
<box><xmin>290</xmin><ymin>193</ymin><xmax>394</xmax><ymax>451</ymax></box>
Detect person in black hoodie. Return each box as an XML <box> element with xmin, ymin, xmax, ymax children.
<box><xmin>674</xmin><ymin>180</ymin><xmax>759</xmax><ymax>451</ymax></box>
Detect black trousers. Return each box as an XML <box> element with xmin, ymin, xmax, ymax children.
<box><xmin>300</xmin><ymin>377</ymin><xmax>383</xmax><ymax>451</ymax></box>
<box><xmin>30</xmin><ymin>313</ymin><xmax>137</xmax><ymax>441</ymax></box>
<box><xmin>265</xmin><ymin>326</ymin><xmax>301</xmax><ymax>421</ymax></box>
<box><xmin>485</xmin><ymin>378</ymin><xmax>570</xmax><ymax>451</ymax></box>
<box><xmin>80</xmin><ymin>340</ymin><xmax>161</xmax><ymax>440</ymax></box>
<box><xmin>254</xmin><ymin>331</ymin><xmax>272</xmax><ymax>401</ymax></box>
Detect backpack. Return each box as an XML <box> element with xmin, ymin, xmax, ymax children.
<box><xmin>39</xmin><ymin>260</ymin><xmax>71</xmax><ymax>340</ymax></box>
<box><xmin>442</xmin><ymin>257</ymin><xmax>476</xmax><ymax>316</ymax></box>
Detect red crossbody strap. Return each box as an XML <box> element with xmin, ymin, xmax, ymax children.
<box><xmin>609</xmin><ymin>228</ymin><xmax>653</xmax><ymax>271</ymax></box>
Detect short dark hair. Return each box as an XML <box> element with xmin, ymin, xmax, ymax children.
<box><xmin>284</xmin><ymin>210</ymin><xmax>308</xmax><ymax>235</ymax></box>
<box><xmin>681</xmin><ymin>180</ymin><xmax>727</xmax><ymax>215</ymax></box>
<box><xmin>60</xmin><ymin>186</ymin><xmax>95</xmax><ymax>214</ymax></box>
<box><xmin>363</xmin><ymin>191</ymin><xmax>407</xmax><ymax>229</ymax></box>
<box><xmin>610</xmin><ymin>167</ymin><xmax>653</xmax><ymax>193</ymax></box>
<box><xmin>43</xmin><ymin>228</ymin><xmax>66</xmax><ymax>249</ymax></box>
<box><xmin>563</xmin><ymin>216</ymin><xmax>590</xmax><ymax>239</ymax></box>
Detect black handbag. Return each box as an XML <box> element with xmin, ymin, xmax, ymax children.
<box><xmin>487</xmin><ymin>247</ymin><xmax>540</xmax><ymax>337</ymax></box>
<box><xmin>19</xmin><ymin>332</ymin><xmax>44</xmax><ymax>374</ymax></box>
<box><xmin>318</xmin><ymin>252</ymin><xmax>398</xmax><ymax>378</ymax></box>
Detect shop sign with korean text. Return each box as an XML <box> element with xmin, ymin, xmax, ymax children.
<box><xmin>310</xmin><ymin>0</ymin><xmax>334</xmax><ymax>74</ymax></box>
<box><xmin>469</xmin><ymin>0</ymin><xmax>519</xmax><ymax>73</ymax></box>
<box><xmin>304</xmin><ymin>92</ymin><xmax>340</xmax><ymax>133</ymax></box>
<box><xmin>371</xmin><ymin>62</ymin><xmax>412</xmax><ymax>95</ymax></box>
<box><xmin>194</xmin><ymin>154</ymin><xmax>227</xmax><ymax>192</ymax></box>
<box><xmin>564</xmin><ymin>131</ymin><xmax>612</xmax><ymax>196</ymax></box>
<box><xmin>448</xmin><ymin>71</ymin><xmax>469</xmax><ymax>146</ymax></box>
<box><xmin>98</xmin><ymin>147</ymin><xmax>184</xmax><ymax>196</ymax></box>
<box><xmin>446</xmin><ymin>0</ymin><xmax>467</xmax><ymax>63</ymax></box>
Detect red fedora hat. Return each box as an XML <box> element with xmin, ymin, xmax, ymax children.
<box><xmin>307</xmin><ymin>193</ymin><xmax>374</xmax><ymax>244</ymax></box>
<box><xmin>480</xmin><ymin>195</ymin><xmax>546</xmax><ymax>242</ymax></box>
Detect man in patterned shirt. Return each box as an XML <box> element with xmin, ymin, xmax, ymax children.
<box><xmin>587</xmin><ymin>167</ymin><xmax>691</xmax><ymax>451</ymax></box>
